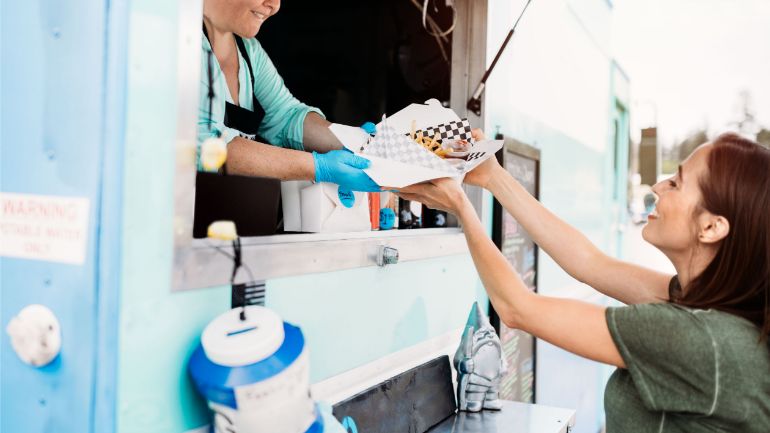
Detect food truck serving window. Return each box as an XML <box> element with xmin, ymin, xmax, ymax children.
<box><xmin>172</xmin><ymin>0</ymin><xmax>488</xmax><ymax>290</ymax></box>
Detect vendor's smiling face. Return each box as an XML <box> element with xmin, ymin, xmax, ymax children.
<box><xmin>204</xmin><ymin>0</ymin><xmax>280</xmax><ymax>38</ymax></box>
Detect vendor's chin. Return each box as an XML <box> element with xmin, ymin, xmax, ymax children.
<box><xmin>236</xmin><ymin>21</ymin><xmax>264</xmax><ymax>38</ymax></box>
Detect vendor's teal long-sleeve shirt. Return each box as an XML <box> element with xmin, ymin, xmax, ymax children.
<box><xmin>197</xmin><ymin>34</ymin><xmax>323</xmax><ymax>169</ymax></box>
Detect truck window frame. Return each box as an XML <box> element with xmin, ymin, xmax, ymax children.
<box><xmin>171</xmin><ymin>0</ymin><xmax>489</xmax><ymax>291</ymax></box>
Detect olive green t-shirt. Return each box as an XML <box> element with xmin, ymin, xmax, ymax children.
<box><xmin>604</xmin><ymin>303</ymin><xmax>770</xmax><ymax>432</ymax></box>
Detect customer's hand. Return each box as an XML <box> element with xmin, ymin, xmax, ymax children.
<box><xmin>392</xmin><ymin>177</ymin><xmax>469</xmax><ymax>215</ymax></box>
<box><xmin>464</xmin><ymin>158</ymin><xmax>502</xmax><ymax>190</ymax></box>
<box><xmin>471</xmin><ymin>128</ymin><xmax>486</xmax><ymax>142</ymax></box>
<box><xmin>313</xmin><ymin>150</ymin><xmax>380</xmax><ymax>192</ymax></box>
<box><xmin>463</xmin><ymin>128</ymin><xmax>502</xmax><ymax>190</ymax></box>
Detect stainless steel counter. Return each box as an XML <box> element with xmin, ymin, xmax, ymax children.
<box><xmin>427</xmin><ymin>401</ymin><xmax>576</xmax><ymax>433</ymax></box>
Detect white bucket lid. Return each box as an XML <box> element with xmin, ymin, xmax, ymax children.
<box><xmin>201</xmin><ymin>306</ymin><xmax>285</xmax><ymax>367</ymax></box>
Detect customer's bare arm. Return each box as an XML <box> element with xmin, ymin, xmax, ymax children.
<box><xmin>459</xmin><ymin>198</ymin><xmax>625</xmax><ymax>368</ymax></box>
<box><xmin>397</xmin><ymin>179</ymin><xmax>626</xmax><ymax>367</ymax></box>
<box><xmin>484</xmin><ymin>161</ymin><xmax>672</xmax><ymax>304</ymax></box>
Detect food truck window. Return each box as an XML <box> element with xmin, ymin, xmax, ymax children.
<box><xmin>258</xmin><ymin>1</ymin><xmax>454</xmax><ymax>129</ymax></box>
<box><xmin>173</xmin><ymin>0</ymin><xmax>488</xmax><ymax>290</ymax></box>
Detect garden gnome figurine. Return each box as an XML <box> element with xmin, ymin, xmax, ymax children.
<box><xmin>454</xmin><ymin>302</ymin><xmax>507</xmax><ymax>412</ymax></box>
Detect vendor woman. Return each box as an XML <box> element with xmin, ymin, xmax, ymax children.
<box><xmin>198</xmin><ymin>0</ymin><xmax>377</xmax><ymax>192</ymax></box>
<box><xmin>397</xmin><ymin>132</ymin><xmax>770</xmax><ymax>432</ymax></box>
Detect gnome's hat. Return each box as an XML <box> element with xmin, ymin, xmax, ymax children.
<box><xmin>454</xmin><ymin>302</ymin><xmax>492</xmax><ymax>364</ymax></box>
<box><xmin>466</xmin><ymin>302</ymin><xmax>491</xmax><ymax>331</ymax></box>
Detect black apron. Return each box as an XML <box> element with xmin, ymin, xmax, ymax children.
<box><xmin>193</xmin><ymin>33</ymin><xmax>282</xmax><ymax>238</ymax></box>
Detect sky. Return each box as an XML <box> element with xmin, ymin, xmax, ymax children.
<box><xmin>611</xmin><ymin>0</ymin><xmax>770</xmax><ymax>147</ymax></box>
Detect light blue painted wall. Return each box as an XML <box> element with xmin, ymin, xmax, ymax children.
<box><xmin>1</xmin><ymin>0</ymin><xmax>125</xmax><ymax>432</ymax></box>
<box><xmin>117</xmin><ymin>2</ymin><xmax>220</xmax><ymax>432</ymax></box>
<box><xmin>485</xmin><ymin>1</ymin><xmax>625</xmax><ymax>433</ymax></box>
<box><xmin>266</xmin><ymin>255</ymin><xmax>481</xmax><ymax>383</ymax></box>
<box><xmin>115</xmin><ymin>3</ymin><xmax>488</xmax><ymax>433</ymax></box>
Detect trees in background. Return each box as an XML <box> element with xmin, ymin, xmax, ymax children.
<box><xmin>756</xmin><ymin>128</ymin><xmax>770</xmax><ymax>148</ymax></box>
<box><xmin>662</xmin><ymin>90</ymin><xmax>769</xmax><ymax>172</ymax></box>
<box><xmin>730</xmin><ymin>90</ymin><xmax>769</xmax><ymax>148</ymax></box>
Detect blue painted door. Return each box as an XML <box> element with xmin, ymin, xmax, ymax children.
<box><xmin>1</xmin><ymin>0</ymin><xmax>118</xmax><ymax>432</ymax></box>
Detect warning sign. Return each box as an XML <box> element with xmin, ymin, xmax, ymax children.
<box><xmin>0</xmin><ymin>192</ymin><xmax>90</xmax><ymax>265</ymax></box>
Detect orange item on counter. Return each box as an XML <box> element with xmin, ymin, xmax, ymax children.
<box><xmin>368</xmin><ymin>192</ymin><xmax>380</xmax><ymax>230</ymax></box>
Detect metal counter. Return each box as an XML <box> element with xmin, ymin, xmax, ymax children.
<box><xmin>427</xmin><ymin>401</ymin><xmax>575</xmax><ymax>433</ymax></box>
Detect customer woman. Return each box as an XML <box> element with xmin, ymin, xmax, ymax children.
<box><xmin>199</xmin><ymin>0</ymin><xmax>377</xmax><ymax>191</ymax></box>
<box><xmin>395</xmin><ymin>132</ymin><xmax>770</xmax><ymax>432</ymax></box>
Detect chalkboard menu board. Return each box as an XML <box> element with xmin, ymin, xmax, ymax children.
<box><xmin>490</xmin><ymin>138</ymin><xmax>540</xmax><ymax>404</ymax></box>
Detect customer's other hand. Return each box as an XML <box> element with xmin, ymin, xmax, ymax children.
<box><xmin>313</xmin><ymin>150</ymin><xmax>380</xmax><ymax>192</ymax></box>
<box><xmin>463</xmin><ymin>128</ymin><xmax>503</xmax><ymax>190</ymax></box>
<box><xmin>464</xmin><ymin>157</ymin><xmax>503</xmax><ymax>190</ymax></box>
<box><xmin>471</xmin><ymin>128</ymin><xmax>486</xmax><ymax>142</ymax></box>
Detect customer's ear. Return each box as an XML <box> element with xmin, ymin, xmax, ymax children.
<box><xmin>698</xmin><ymin>212</ymin><xmax>730</xmax><ymax>244</ymax></box>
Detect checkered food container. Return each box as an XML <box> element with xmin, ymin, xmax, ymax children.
<box><xmin>363</xmin><ymin>116</ymin><xmax>478</xmax><ymax>175</ymax></box>
<box><xmin>412</xmin><ymin>118</ymin><xmax>474</xmax><ymax>145</ymax></box>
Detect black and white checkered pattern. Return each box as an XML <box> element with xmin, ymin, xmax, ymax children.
<box><xmin>411</xmin><ymin>119</ymin><xmax>473</xmax><ymax>144</ymax></box>
<box><xmin>361</xmin><ymin>116</ymin><xmax>497</xmax><ymax>175</ymax></box>
<box><xmin>465</xmin><ymin>151</ymin><xmax>486</xmax><ymax>162</ymax></box>
<box><xmin>364</xmin><ymin>119</ymin><xmax>458</xmax><ymax>174</ymax></box>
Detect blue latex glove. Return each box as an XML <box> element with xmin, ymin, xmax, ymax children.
<box><xmin>360</xmin><ymin>121</ymin><xmax>377</xmax><ymax>135</ymax></box>
<box><xmin>318</xmin><ymin>402</ymin><xmax>349</xmax><ymax>433</ymax></box>
<box><xmin>313</xmin><ymin>149</ymin><xmax>380</xmax><ymax>192</ymax></box>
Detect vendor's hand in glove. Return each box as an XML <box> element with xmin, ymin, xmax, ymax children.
<box><xmin>313</xmin><ymin>149</ymin><xmax>380</xmax><ymax>192</ymax></box>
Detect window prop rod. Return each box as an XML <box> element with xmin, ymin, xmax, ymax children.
<box><xmin>466</xmin><ymin>0</ymin><xmax>533</xmax><ymax>116</ymax></box>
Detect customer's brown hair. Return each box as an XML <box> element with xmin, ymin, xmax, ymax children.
<box><xmin>675</xmin><ymin>133</ymin><xmax>770</xmax><ymax>340</ymax></box>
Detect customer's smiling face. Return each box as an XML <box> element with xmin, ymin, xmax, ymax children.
<box><xmin>643</xmin><ymin>144</ymin><xmax>712</xmax><ymax>256</ymax></box>
<box><xmin>204</xmin><ymin>0</ymin><xmax>280</xmax><ymax>38</ymax></box>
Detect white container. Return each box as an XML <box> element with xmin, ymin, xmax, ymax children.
<box><xmin>281</xmin><ymin>180</ymin><xmax>312</xmax><ymax>232</ymax></box>
<box><xmin>189</xmin><ymin>306</ymin><xmax>324</xmax><ymax>433</ymax></box>
<box><xmin>300</xmin><ymin>183</ymin><xmax>370</xmax><ymax>233</ymax></box>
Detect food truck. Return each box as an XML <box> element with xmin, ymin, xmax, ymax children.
<box><xmin>1</xmin><ymin>1</ymin><xmax>630</xmax><ymax>433</ymax></box>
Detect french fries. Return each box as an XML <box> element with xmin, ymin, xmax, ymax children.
<box><xmin>409</xmin><ymin>119</ymin><xmax>474</xmax><ymax>160</ymax></box>
<box><xmin>411</xmin><ymin>122</ymin><xmax>450</xmax><ymax>158</ymax></box>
